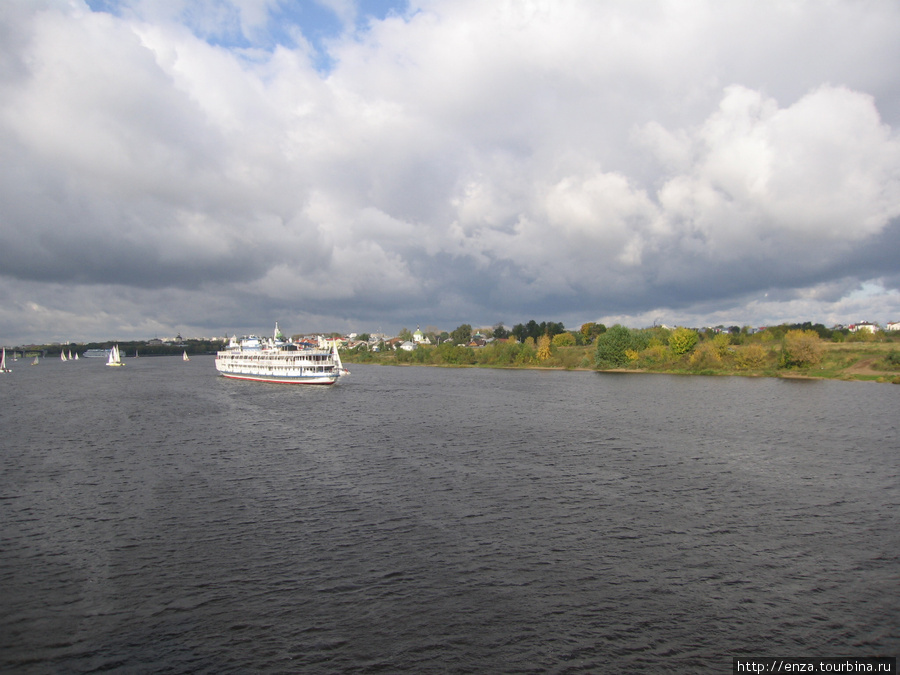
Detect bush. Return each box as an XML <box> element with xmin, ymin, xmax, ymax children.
<box><xmin>552</xmin><ymin>332</ymin><xmax>576</xmax><ymax>347</ymax></box>
<box><xmin>688</xmin><ymin>342</ymin><xmax>722</xmax><ymax>370</ymax></box>
<box><xmin>781</xmin><ymin>329</ymin><xmax>824</xmax><ymax>367</ymax></box>
<box><xmin>595</xmin><ymin>325</ymin><xmax>648</xmax><ymax>368</ymax></box>
<box><xmin>638</xmin><ymin>344</ymin><xmax>671</xmax><ymax>367</ymax></box>
<box><xmin>734</xmin><ymin>343</ymin><xmax>768</xmax><ymax>370</ymax></box>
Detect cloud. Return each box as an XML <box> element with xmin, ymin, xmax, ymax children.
<box><xmin>1</xmin><ymin>0</ymin><xmax>899</xmax><ymax>343</ymax></box>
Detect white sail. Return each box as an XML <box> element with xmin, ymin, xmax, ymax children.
<box><xmin>183</xmin><ymin>350</ymin><xmax>190</xmax><ymax>361</ymax></box>
<box><xmin>333</xmin><ymin>340</ymin><xmax>349</xmax><ymax>376</ymax></box>
<box><xmin>1</xmin><ymin>348</ymin><xmax>10</xmax><ymax>373</ymax></box>
<box><xmin>60</xmin><ymin>351</ymin><xmax>67</xmax><ymax>362</ymax></box>
<box><xmin>107</xmin><ymin>345</ymin><xmax>124</xmax><ymax>367</ymax></box>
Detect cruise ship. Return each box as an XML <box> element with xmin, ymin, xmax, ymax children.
<box><xmin>215</xmin><ymin>324</ymin><xmax>347</xmax><ymax>385</ymax></box>
<box><xmin>82</xmin><ymin>348</ymin><xmax>111</xmax><ymax>358</ymax></box>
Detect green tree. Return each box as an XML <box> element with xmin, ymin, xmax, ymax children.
<box><xmin>595</xmin><ymin>325</ymin><xmax>644</xmax><ymax>368</ymax></box>
<box><xmin>398</xmin><ymin>327</ymin><xmax>413</xmax><ymax>342</ymax></box>
<box><xmin>450</xmin><ymin>324</ymin><xmax>472</xmax><ymax>345</ymax></box>
<box><xmin>668</xmin><ymin>327</ymin><xmax>699</xmax><ymax>356</ymax></box>
<box><xmin>492</xmin><ymin>323</ymin><xmax>510</xmax><ymax>340</ymax></box>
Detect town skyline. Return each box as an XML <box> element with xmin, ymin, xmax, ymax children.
<box><xmin>6</xmin><ymin>317</ymin><xmax>895</xmax><ymax>350</ymax></box>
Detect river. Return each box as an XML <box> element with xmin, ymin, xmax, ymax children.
<box><xmin>1</xmin><ymin>357</ymin><xmax>897</xmax><ymax>673</ymax></box>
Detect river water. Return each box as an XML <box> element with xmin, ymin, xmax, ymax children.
<box><xmin>1</xmin><ymin>356</ymin><xmax>897</xmax><ymax>673</ymax></box>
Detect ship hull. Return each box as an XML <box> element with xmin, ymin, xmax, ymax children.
<box><xmin>218</xmin><ymin>371</ymin><xmax>338</xmax><ymax>385</ymax></box>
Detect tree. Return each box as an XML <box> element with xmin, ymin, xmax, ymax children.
<box><xmin>781</xmin><ymin>329</ymin><xmax>824</xmax><ymax>367</ymax></box>
<box><xmin>735</xmin><ymin>343</ymin><xmax>768</xmax><ymax>370</ymax></box>
<box><xmin>398</xmin><ymin>327</ymin><xmax>413</xmax><ymax>342</ymax></box>
<box><xmin>537</xmin><ymin>334</ymin><xmax>552</xmax><ymax>361</ymax></box>
<box><xmin>552</xmin><ymin>332</ymin><xmax>576</xmax><ymax>347</ymax></box>
<box><xmin>451</xmin><ymin>324</ymin><xmax>472</xmax><ymax>345</ymax></box>
<box><xmin>510</xmin><ymin>319</ymin><xmax>566</xmax><ymax>342</ymax></box>
<box><xmin>493</xmin><ymin>323</ymin><xmax>510</xmax><ymax>340</ymax></box>
<box><xmin>580</xmin><ymin>322</ymin><xmax>606</xmax><ymax>343</ymax></box>
<box><xmin>710</xmin><ymin>333</ymin><xmax>732</xmax><ymax>357</ymax></box>
<box><xmin>511</xmin><ymin>323</ymin><xmax>527</xmax><ymax>343</ymax></box>
<box><xmin>543</xmin><ymin>321</ymin><xmax>566</xmax><ymax>337</ymax></box>
<box><xmin>668</xmin><ymin>327</ymin><xmax>699</xmax><ymax>356</ymax></box>
<box><xmin>595</xmin><ymin>325</ymin><xmax>643</xmax><ymax>368</ymax></box>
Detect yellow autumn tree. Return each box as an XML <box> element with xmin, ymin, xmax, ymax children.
<box><xmin>537</xmin><ymin>334</ymin><xmax>552</xmax><ymax>361</ymax></box>
<box><xmin>552</xmin><ymin>332</ymin><xmax>576</xmax><ymax>347</ymax></box>
<box><xmin>668</xmin><ymin>327</ymin><xmax>699</xmax><ymax>356</ymax></box>
<box><xmin>735</xmin><ymin>343</ymin><xmax>768</xmax><ymax>370</ymax></box>
<box><xmin>781</xmin><ymin>329</ymin><xmax>824</xmax><ymax>367</ymax></box>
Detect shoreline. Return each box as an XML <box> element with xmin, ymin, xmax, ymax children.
<box><xmin>349</xmin><ymin>360</ymin><xmax>900</xmax><ymax>384</ymax></box>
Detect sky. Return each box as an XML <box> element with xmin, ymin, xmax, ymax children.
<box><xmin>1</xmin><ymin>0</ymin><xmax>899</xmax><ymax>344</ymax></box>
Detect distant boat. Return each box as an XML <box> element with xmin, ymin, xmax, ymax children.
<box><xmin>60</xmin><ymin>351</ymin><xmax>67</xmax><ymax>362</ymax></box>
<box><xmin>74</xmin><ymin>352</ymin><xmax>78</xmax><ymax>360</ymax></box>
<box><xmin>31</xmin><ymin>355</ymin><xmax>39</xmax><ymax>366</ymax></box>
<box><xmin>68</xmin><ymin>350</ymin><xmax>73</xmax><ymax>360</ymax></box>
<box><xmin>82</xmin><ymin>349</ymin><xmax>109</xmax><ymax>358</ymax></box>
<box><xmin>1</xmin><ymin>348</ymin><xmax>10</xmax><ymax>373</ymax></box>
<box><xmin>183</xmin><ymin>351</ymin><xmax>190</xmax><ymax>361</ymax></box>
<box><xmin>135</xmin><ymin>350</ymin><xmax>139</xmax><ymax>358</ymax></box>
<box><xmin>106</xmin><ymin>344</ymin><xmax>124</xmax><ymax>367</ymax></box>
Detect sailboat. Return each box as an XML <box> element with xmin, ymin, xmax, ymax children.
<box><xmin>1</xmin><ymin>348</ymin><xmax>10</xmax><ymax>373</ymax></box>
<box><xmin>60</xmin><ymin>350</ymin><xmax>67</xmax><ymax>362</ymax></box>
<box><xmin>106</xmin><ymin>344</ymin><xmax>124</xmax><ymax>367</ymax></box>
<box><xmin>333</xmin><ymin>340</ymin><xmax>350</xmax><ymax>376</ymax></box>
<box><xmin>74</xmin><ymin>352</ymin><xmax>79</xmax><ymax>360</ymax></box>
<box><xmin>31</xmin><ymin>355</ymin><xmax>39</xmax><ymax>366</ymax></box>
<box><xmin>182</xmin><ymin>350</ymin><xmax>190</xmax><ymax>362</ymax></box>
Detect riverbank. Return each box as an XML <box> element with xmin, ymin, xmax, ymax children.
<box><xmin>343</xmin><ymin>340</ymin><xmax>900</xmax><ymax>384</ymax></box>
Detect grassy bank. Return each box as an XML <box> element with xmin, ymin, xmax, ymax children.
<box><xmin>342</xmin><ymin>338</ymin><xmax>900</xmax><ymax>383</ymax></box>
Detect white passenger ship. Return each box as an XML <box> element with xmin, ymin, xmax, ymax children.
<box><xmin>215</xmin><ymin>323</ymin><xmax>347</xmax><ymax>385</ymax></box>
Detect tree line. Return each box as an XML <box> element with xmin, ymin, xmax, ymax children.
<box><xmin>345</xmin><ymin>320</ymin><xmax>899</xmax><ymax>375</ymax></box>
